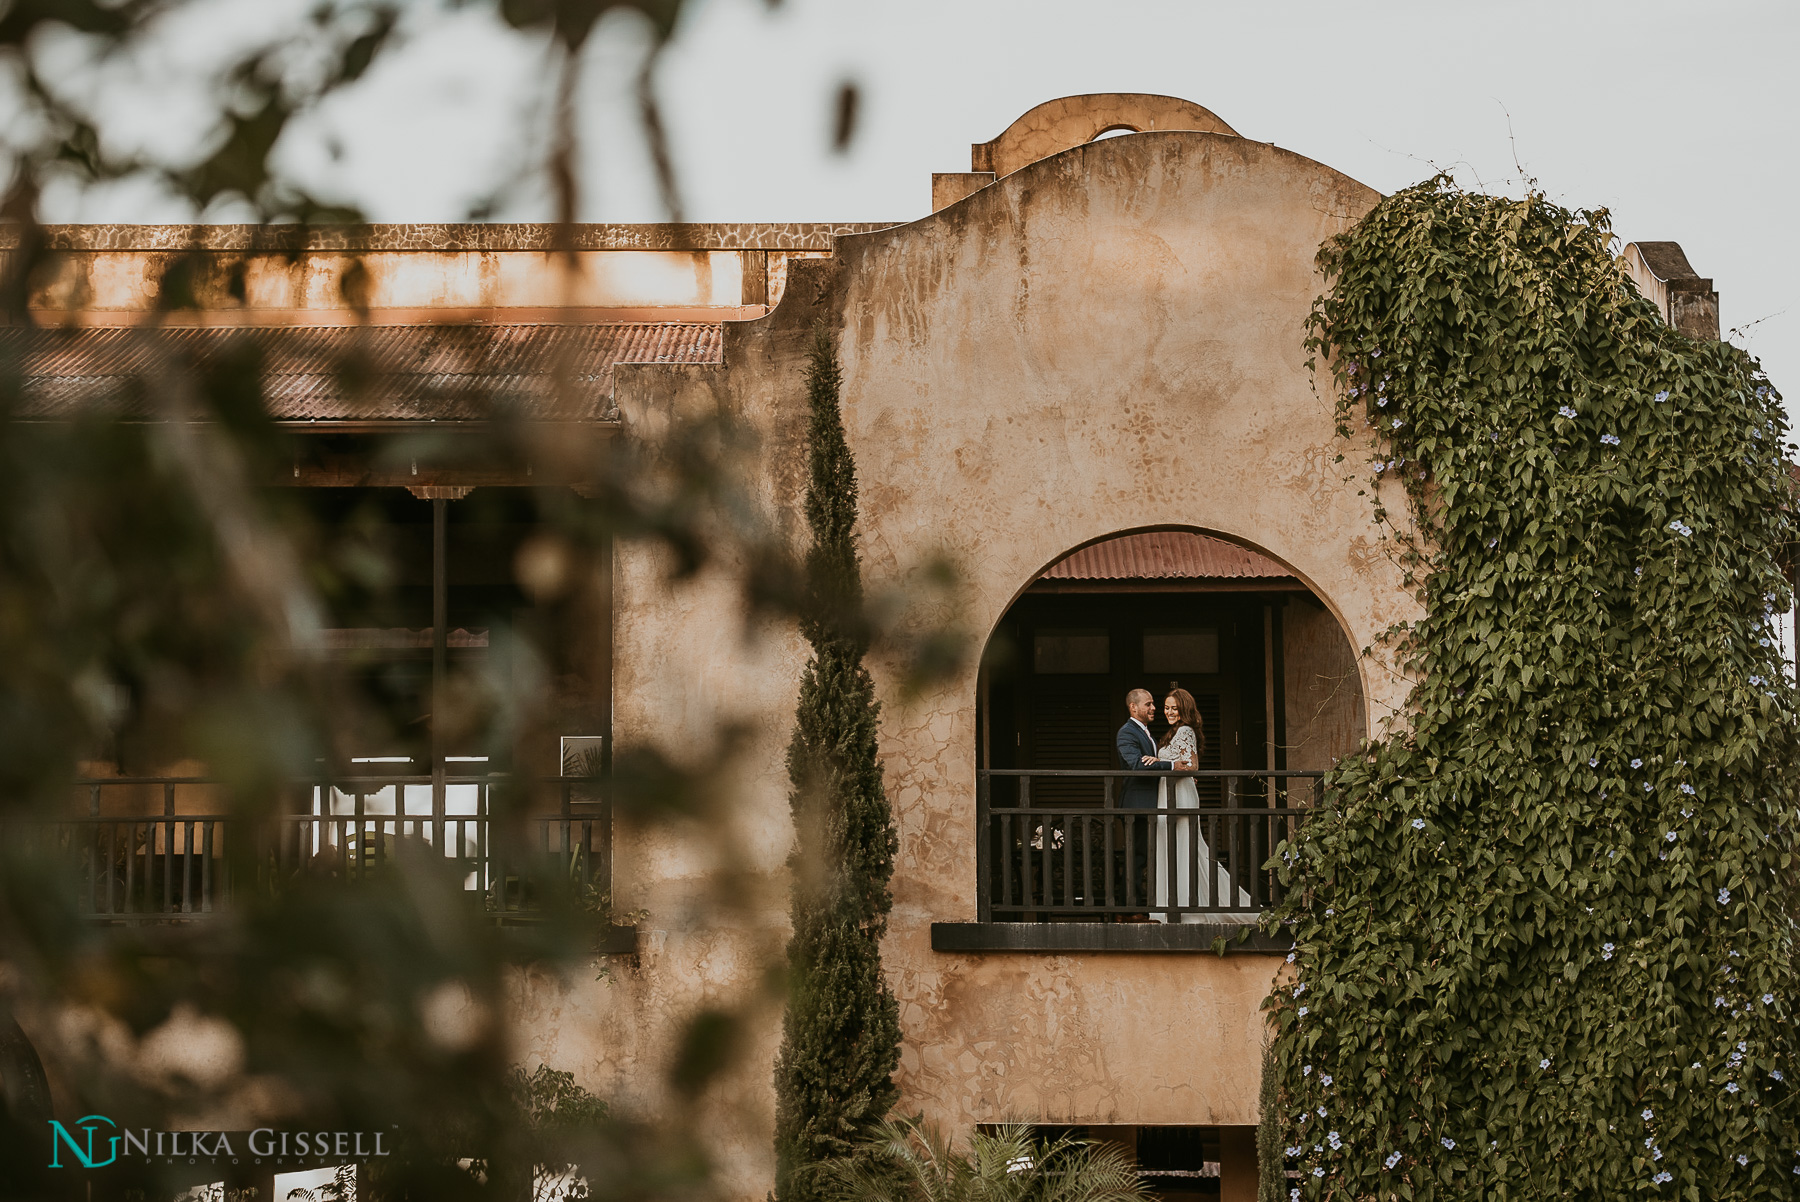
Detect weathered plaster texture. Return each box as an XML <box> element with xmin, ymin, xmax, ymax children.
<box><xmin>526</xmin><ymin>129</ymin><xmax>1419</xmax><ymax>1197</ymax></box>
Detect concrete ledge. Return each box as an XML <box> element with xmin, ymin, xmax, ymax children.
<box><xmin>930</xmin><ymin>922</ymin><xmax>1290</xmax><ymax>954</ymax></box>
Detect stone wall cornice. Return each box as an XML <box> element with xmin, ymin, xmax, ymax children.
<box><xmin>4</xmin><ymin>222</ymin><xmax>902</xmax><ymax>253</ymax></box>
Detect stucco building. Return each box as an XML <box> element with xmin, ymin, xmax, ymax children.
<box><xmin>8</xmin><ymin>94</ymin><xmax>1724</xmax><ymax>1200</ymax></box>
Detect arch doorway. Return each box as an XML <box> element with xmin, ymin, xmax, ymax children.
<box><xmin>972</xmin><ymin>529</ymin><xmax>1366</xmax><ymax>921</ymax></box>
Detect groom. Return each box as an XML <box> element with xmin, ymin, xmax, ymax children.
<box><xmin>1115</xmin><ymin>687</ymin><xmax>1175</xmax><ymax>808</ymax></box>
<box><xmin>1113</xmin><ymin>688</ymin><xmax>1174</xmax><ymax>918</ymax></box>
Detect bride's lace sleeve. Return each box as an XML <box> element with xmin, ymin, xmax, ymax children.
<box><xmin>1172</xmin><ymin>725</ymin><xmax>1197</xmax><ymax>763</ymax></box>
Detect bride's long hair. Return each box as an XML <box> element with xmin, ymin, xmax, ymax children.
<box><xmin>1157</xmin><ymin>685</ymin><xmax>1205</xmax><ymax>758</ymax></box>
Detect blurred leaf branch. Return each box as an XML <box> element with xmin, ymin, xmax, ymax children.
<box><xmin>0</xmin><ymin>4</ymin><xmax>960</xmax><ymax>1199</ymax></box>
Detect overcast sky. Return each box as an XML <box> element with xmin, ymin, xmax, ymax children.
<box><xmin>37</xmin><ymin>0</ymin><xmax>1800</xmax><ymax>411</ymax></box>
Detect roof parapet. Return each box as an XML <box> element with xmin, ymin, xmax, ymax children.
<box><xmin>933</xmin><ymin>93</ymin><xmax>1239</xmax><ymax>214</ymax></box>
<box><xmin>1623</xmin><ymin>241</ymin><xmax>1719</xmax><ymax>340</ymax></box>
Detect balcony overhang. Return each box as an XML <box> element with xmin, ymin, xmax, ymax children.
<box><xmin>930</xmin><ymin>921</ymin><xmax>1291</xmax><ymax>955</ymax></box>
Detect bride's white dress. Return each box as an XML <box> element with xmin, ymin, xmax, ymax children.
<box><xmin>1153</xmin><ymin>724</ymin><xmax>1253</xmax><ymax>923</ymax></box>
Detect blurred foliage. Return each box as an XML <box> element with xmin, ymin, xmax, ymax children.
<box><xmin>0</xmin><ymin>3</ymin><xmax>965</xmax><ymax>1202</ymax></box>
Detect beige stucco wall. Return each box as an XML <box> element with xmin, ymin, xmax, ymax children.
<box><xmin>525</xmin><ymin>129</ymin><xmax>1419</xmax><ymax>1197</ymax></box>
<box><xmin>832</xmin><ymin>131</ymin><xmax>1409</xmax><ymax>1133</ymax></box>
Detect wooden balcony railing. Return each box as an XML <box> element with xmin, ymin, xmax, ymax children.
<box><xmin>1</xmin><ymin>775</ymin><xmax>610</xmax><ymax>922</ymax></box>
<box><xmin>976</xmin><ymin>769</ymin><xmax>1322</xmax><ymax>921</ymax></box>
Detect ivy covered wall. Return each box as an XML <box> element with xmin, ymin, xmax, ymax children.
<box><xmin>1269</xmin><ymin>179</ymin><xmax>1799</xmax><ymax>1199</ymax></box>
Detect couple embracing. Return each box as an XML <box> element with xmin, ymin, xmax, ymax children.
<box><xmin>1115</xmin><ymin>685</ymin><xmax>1251</xmax><ymax>922</ymax></box>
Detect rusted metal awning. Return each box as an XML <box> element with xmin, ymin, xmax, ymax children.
<box><xmin>1</xmin><ymin>321</ymin><xmax>723</xmax><ymax>423</ymax></box>
<box><xmin>1034</xmin><ymin>531</ymin><xmax>1302</xmax><ymax>591</ymax></box>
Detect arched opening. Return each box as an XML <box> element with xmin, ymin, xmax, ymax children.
<box><xmin>1087</xmin><ymin>124</ymin><xmax>1141</xmax><ymax>141</ymax></box>
<box><xmin>973</xmin><ymin>529</ymin><xmax>1365</xmax><ymax>923</ymax></box>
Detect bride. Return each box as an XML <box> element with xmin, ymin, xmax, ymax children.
<box><xmin>1153</xmin><ymin>687</ymin><xmax>1252</xmax><ymax>922</ymax></box>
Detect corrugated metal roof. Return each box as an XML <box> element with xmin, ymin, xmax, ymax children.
<box><xmin>0</xmin><ymin>322</ymin><xmax>723</xmax><ymax>421</ymax></box>
<box><xmin>1043</xmin><ymin>531</ymin><xmax>1293</xmax><ymax>580</ymax></box>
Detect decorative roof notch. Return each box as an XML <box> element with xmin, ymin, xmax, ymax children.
<box><xmin>933</xmin><ymin>94</ymin><xmax>1240</xmax><ymax>213</ymax></box>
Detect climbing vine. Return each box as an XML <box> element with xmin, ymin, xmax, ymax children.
<box><xmin>1267</xmin><ymin>178</ymin><xmax>1800</xmax><ymax>1200</ymax></box>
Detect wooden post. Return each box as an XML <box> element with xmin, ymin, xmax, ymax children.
<box><xmin>1219</xmin><ymin>1125</ymin><xmax>1259</xmax><ymax>1202</ymax></box>
<box><xmin>432</xmin><ymin>497</ymin><xmax>447</xmax><ymax>845</ymax></box>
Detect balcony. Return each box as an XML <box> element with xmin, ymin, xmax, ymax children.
<box><xmin>6</xmin><ymin>775</ymin><xmax>625</xmax><ymax>944</ymax></box>
<box><xmin>931</xmin><ymin>769</ymin><xmax>1320</xmax><ymax>953</ymax></box>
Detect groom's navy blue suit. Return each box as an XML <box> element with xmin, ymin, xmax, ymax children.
<box><xmin>1115</xmin><ymin>719</ymin><xmax>1174</xmax><ymax>810</ymax></box>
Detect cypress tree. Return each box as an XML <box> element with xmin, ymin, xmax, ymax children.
<box><xmin>1256</xmin><ymin>1040</ymin><xmax>1283</xmax><ymax>1202</ymax></box>
<box><xmin>773</xmin><ymin>325</ymin><xmax>902</xmax><ymax>1202</ymax></box>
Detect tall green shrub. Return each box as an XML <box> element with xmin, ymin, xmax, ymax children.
<box><xmin>774</xmin><ymin>326</ymin><xmax>902</xmax><ymax>1202</ymax></box>
<box><xmin>1268</xmin><ymin>179</ymin><xmax>1800</xmax><ymax>1199</ymax></box>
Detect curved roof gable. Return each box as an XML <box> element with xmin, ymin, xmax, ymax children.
<box><xmin>972</xmin><ymin>94</ymin><xmax>1241</xmax><ymax>178</ymax></box>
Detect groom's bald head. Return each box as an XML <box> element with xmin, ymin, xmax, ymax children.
<box><xmin>1126</xmin><ymin>689</ymin><xmax>1155</xmax><ymax>722</ymax></box>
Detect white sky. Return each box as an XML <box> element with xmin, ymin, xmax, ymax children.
<box><xmin>31</xmin><ymin>0</ymin><xmax>1800</xmax><ymax>414</ymax></box>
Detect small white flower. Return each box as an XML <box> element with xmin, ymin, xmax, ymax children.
<box><xmin>1603</xmin><ymin>943</ymin><xmax>1615</xmax><ymax>960</ymax></box>
<box><xmin>1540</xmin><ymin>1058</ymin><xmax>1551</xmax><ymax>1069</ymax></box>
<box><xmin>1719</xmin><ymin>888</ymin><xmax>1731</xmax><ymax>904</ymax></box>
<box><xmin>1772</xmin><ymin>1070</ymin><xmax>1785</xmax><ymax>1082</ymax></box>
<box><xmin>1286</xmin><ymin>952</ymin><xmax>1296</xmax><ymax>963</ymax></box>
<box><xmin>1312</xmin><ymin>1167</ymin><xmax>1325</xmax><ymax>1178</ymax></box>
<box><xmin>1298</xmin><ymin>1006</ymin><xmax>1308</xmax><ymax>1017</ymax></box>
<box><xmin>1317</xmin><ymin>1106</ymin><xmax>1326</xmax><ymax>1118</ymax></box>
<box><xmin>1320</xmin><ymin>1073</ymin><xmax>1333</xmax><ymax>1087</ymax></box>
<box><xmin>1666</xmin><ymin>831</ymin><xmax>1677</xmax><ymax>842</ymax></box>
<box><xmin>1441</xmin><ymin>1137</ymin><xmax>1456</xmax><ymax>1151</ymax></box>
<box><xmin>1601</xmin><ymin>433</ymin><xmax>1621</xmax><ymax>446</ymax></box>
<box><xmin>1655</xmin><ymin>390</ymin><xmax>1671</xmax><ymax>403</ymax></box>
<box><xmin>1766</xmin><ymin>993</ymin><xmax>1777</xmax><ymax>1005</ymax></box>
<box><xmin>1680</xmin><ymin>784</ymin><xmax>1696</xmax><ymax>795</ymax></box>
<box><xmin>1643</xmin><ymin>1108</ymin><xmax>1654</xmax><ymax>1121</ymax></box>
<box><xmin>1631</xmin><ymin>758</ymin><xmax>1643</xmax><ymax>769</ymax></box>
<box><xmin>1286</xmin><ymin>1146</ymin><xmax>1302</xmax><ymax>1158</ymax></box>
<box><xmin>1558</xmin><ymin>405</ymin><xmax>1577</xmax><ymax>418</ymax></box>
<box><xmin>1304</xmin><ymin>1063</ymin><xmax>1312</xmax><ymax>1074</ymax></box>
<box><xmin>1738</xmin><ymin>1154</ymin><xmax>1750</xmax><ymax>1166</ymax></box>
<box><xmin>1384</xmin><ymin>1152</ymin><xmax>1402</xmax><ymax>1170</ymax></box>
<box><xmin>1411</xmin><ymin>818</ymin><xmax>1425</xmax><ymax>830</ymax></box>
